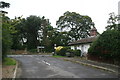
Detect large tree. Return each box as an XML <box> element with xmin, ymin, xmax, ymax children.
<box><xmin>1</xmin><ymin>1</ymin><xmax>13</xmax><ymax>60</ymax></box>
<box><xmin>11</xmin><ymin>16</ymin><xmax>25</xmax><ymax>50</ymax></box>
<box><xmin>0</xmin><ymin>1</ymin><xmax>10</xmax><ymax>14</ymax></box>
<box><xmin>23</xmin><ymin>15</ymin><xmax>42</xmax><ymax>50</ymax></box>
<box><xmin>56</xmin><ymin>11</ymin><xmax>95</xmax><ymax>41</ymax></box>
<box><xmin>106</xmin><ymin>12</ymin><xmax>120</xmax><ymax>30</ymax></box>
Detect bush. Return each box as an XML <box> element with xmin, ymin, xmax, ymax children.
<box><xmin>66</xmin><ymin>49</ymin><xmax>74</xmax><ymax>57</ymax></box>
<box><xmin>74</xmin><ymin>50</ymin><xmax>81</xmax><ymax>56</ymax></box>
<box><xmin>88</xmin><ymin>30</ymin><xmax>120</xmax><ymax>62</ymax></box>
<box><xmin>55</xmin><ymin>46</ymin><xmax>70</xmax><ymax>56</ymax></box>
<box><xmin>66</xmin><ymin>49</ymin><xmax>81</xmax><ymax>57</ymax></box>
<box><xmin>28</xmin><ymin>49</ymin><xmax>37</xmax><ymax>53</ymax></box>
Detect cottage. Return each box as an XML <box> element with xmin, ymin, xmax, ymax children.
<box><xmin>68</xmin><ymin>28</ymin><xmax>98</xmax><ymax>56</ymax></box>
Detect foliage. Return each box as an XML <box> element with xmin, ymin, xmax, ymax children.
<box><xmin>55</xmin><ymin>46</ymin><xmax>63</xmax><ymax>52</ymax></box>
<box><xmin>0</xmin><ymin>1</ymin><xmax>10</xmax><ymax>8</ymax></box>
<box><xmin>3</xmin><ymin>58</ymin><xmax>16</xmax><ymax>65</ymax></box>
<box><xmin>66</xmin><ymin>49</ymin><xmax>74</xmax><ymax>57</ymax></box>
<box><xmin>106</xmin><ymin>12</ymin><xmax>120</xmax><ymax>30</ymax></box>
<box><xmin>55</xmin><ymin>46</ymin><xmax>70</xmax><ymax>56</ymax></box>
<box><xmin>24</xmin><ymin>15</ymin><xmax>41</xmax><ymax>50</ymax></box>
<box><xmin>28</xmin><ymin>49</ymin><xmax>37</xmax><ymax>53</ymax></box>
<box><xmin>52</xmin><ymin>55</ymin><xmax>64</xmax><ymax>58</ymax></box>
<box><xmin>11</xmin><ymin>16</ymin><xmax>26</xmax><ymax>50</ymax></box>
<box><xmin>67</xmin><ymin>49</ymin><xmax>81</xmax><ymax>57</ymax></box>
<box><xmin>88</xmin><ymin>30</ymin><xmax>120</xmax><ymax>61</ymax></box>
<box><xmin>56</xmin><ymin>11</ymin><xmax>95</xmax><ymax>41</ymax></box>
<box><xmin>2</xmin><ymin>15</ymin><xmax>17</xmax><ymax>60</ymax></box>
<box><xmin>0</xmin><ymin>1</ymin><xmax>10</xmax><ymax>13</ymax></box>
<box><xmin>74</xmin><ymin>50</ymin><xmax>81</xmax><ymax>56</ymax></box>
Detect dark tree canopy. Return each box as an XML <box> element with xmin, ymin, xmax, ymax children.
<box><xmin>0</xmin><ymin>1</ymin><xmax>10</xmax><ymax>14</ymax></box>
<box><xmin>88</xmin><ymin>30</ymin><xmax>120</xmax><ymax>63</ymax></box>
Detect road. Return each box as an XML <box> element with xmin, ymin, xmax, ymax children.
<box><xmin>9</xmin><ymin>55</ymin><xmax>118</xmax><ymax>78</ymax></box>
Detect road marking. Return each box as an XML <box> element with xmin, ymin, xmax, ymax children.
<box><xmin>42</xmin><ymin>60</ymin><xmax>50</xmax><ymax>66</ymax></box>
<box><xmin>12</xmin><ymin>61</ymin><xmax>18</xmax><ymax>80</ymax></box>
<box><xmin>46</xmin><ymin>62</ymin><xmax>50</xmax><ymax>65</ymax></box>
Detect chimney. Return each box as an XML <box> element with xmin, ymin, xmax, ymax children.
<box><xmin>90</xmin><ymin>28</ymin><xmax>97</xmax><ymax>37</ymax></box>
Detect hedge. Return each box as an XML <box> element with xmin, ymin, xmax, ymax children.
<box><xmin>88</xmin><ymin>30</ymin><xmax>120</xmax><ymax>62</ymax></box>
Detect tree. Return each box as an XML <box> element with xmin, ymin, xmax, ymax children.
<box><xmin>11</xmin><ymin>16</ymin><xmax>26</xmax><ymax>50</ymax></box>
<box><xmin>23</xmin><ymin>15</ymin><xmax>41</xmax><ymax>50</ymax></box>
<box><xmin>0</xmin><ymin>1</ymin><xmax>10</xmax><ymax>14</ymax></box>
<box><xmin>2</xmin><ymin>15</ymin><xmax>18</xmax><ymax>60</ymax></box>
<box><xmin>56</xmin><ymin>11</ymin><xmax>95</xmax><ymax>41</ymax></box>
<box><xmin>106</xmin><ymin>12</ymin><xmax>120</xmax><ymax>30</ymax></box>
<box><xmin>1</xmin><ymin>1</ymin><xmax>13</xmax><ymax>60</ymax></box>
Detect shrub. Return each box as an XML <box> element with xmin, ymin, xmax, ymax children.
<box><xmin>66</xmin><ymin>49</ymin><xmax>81</xmax><ymax>57</ymax></box>
<box><xmin>66</xmin><ymin>49</ymin><xmax>74</xmax><ymax>57</ymax></box>
<box><xmin>74</xmin><ymin>50</ymin><xmax>81</xmax><ymax>56</ymax></box>
<box><xmin>88</xmin><ymin>30</ymin><xmax>120</xmax><ymax>62</ymax></box>
<box><xmin>55</xmin><ymin>46</ymin><xmax>70</xmax><ymax>56</ymax></box>
<box><xmin>28</xmin><ymin>49</ymin><xmax>37</xmax><ymax>53</ymax></box>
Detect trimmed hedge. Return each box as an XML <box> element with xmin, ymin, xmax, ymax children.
<box><xmin>55</xmin><ymin>46</ymin><xmax>81</xmax><ymax>57</ymax></box>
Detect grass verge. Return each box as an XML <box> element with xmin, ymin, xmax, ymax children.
<box><xmin>3</xmin><ymin>57</ymin><xmax>16</xmax><ymax>65</ymax></box>
<box><xmin>52</xmin><ymin>55</ymin><xmax>64</xmax><ymax>58</ymax></box>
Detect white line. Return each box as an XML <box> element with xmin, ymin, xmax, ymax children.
<box><xmin>42</xmin><ymin>60</ymin><xmax>50</xmax><ymax>66</ymax></box>
<box><xmin>46</xmin><ymin>62</ymin><xmax>50</xmax><ymax>66</ymax></box>
<box><xmin>12</xmin><ymin>61</ymin><xmax>18</xmax><ymax>80</ymax></box>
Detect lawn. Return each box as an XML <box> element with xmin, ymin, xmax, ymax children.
<box><xmin>52</xmin><ymin>55</ymin><xmax>64</xmax><ymax>58</ymax></box>
<box><xmin>3</xmin><ymin>57</ymin><xmax>16</xmax><ymax>65</ymax></box>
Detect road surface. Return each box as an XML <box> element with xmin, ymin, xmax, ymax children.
<box><xmin>9</xmin><ymin>55</ymin><xmax>118</xmax><ymax>78</ymax></box>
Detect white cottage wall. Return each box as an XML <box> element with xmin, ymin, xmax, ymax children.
<box><xmin>70</xmin><ymin>43</ymin><xmax>91</xmax><ymax>56</ymax></box>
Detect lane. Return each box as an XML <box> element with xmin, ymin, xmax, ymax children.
<box><xmin>11</xmin><ymin>55</ymin><xmax>78</xmax><ymax>78</ymax></box>
<box><xmin>35</xmin><ymin>55</ymin><xmax>118</xmax><ymax>78</ymax></box>
<box><xmin>10</xmin><ymin>55</ymin><xmax>118</xmax><ymax>78</ymax></box>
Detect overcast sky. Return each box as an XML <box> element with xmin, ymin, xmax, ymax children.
<box><xmin>3</xmin><ymin>0</ymin><xmax>120</xmax><ymax>33</ymax></box>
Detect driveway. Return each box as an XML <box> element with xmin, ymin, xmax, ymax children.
<box><xmin>9</xmin><ymin>55</ymin><xmax>118</xmax><ymax>78</ymax></box>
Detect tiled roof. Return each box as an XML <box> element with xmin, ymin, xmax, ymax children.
<box><xmin>68</xmin><ymin>37</ymin><xmax>97</xmax><ymax>45</ymax></box>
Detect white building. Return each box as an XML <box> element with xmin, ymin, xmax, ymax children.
<box><xmin>68</xmin><ymin>28</ymin><xmax>98</xmax><ymax>56</ymax></box>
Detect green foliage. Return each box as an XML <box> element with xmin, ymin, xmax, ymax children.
<box><xmin>88</xmin><ymin>30</ymin><xmax>120</xmax><ymax>61</ymax></box>
<box><xmin>24</xmin><ymin>15</ymin><xmax>42</xmax><ymax>50</ymax></box>
<box><xmin>28</xmin><ymin>49</ymin><xmax>37</xmax><ymax>53</ymax></box>
<box><xmin>56</xmin><ymin>11</ymin><xmax>95</xmax><ymax>41</ymax></box>
<box><xmin>106</xmin><ymin>12</ymin><xmax>119</xmax><ymax>30</ymax></box>
<box><xmin>3</xmin><ymin>58</ymin><xmax>16</xmax><ymax>65</ymax></box>
<box><xmin>67</xmin><ymin>49</ymin><xmax>81</xmax><ymax>57</ymax></box>
<box><xmin>74</xmin><ymin>50</ymin><xmax>81</xmax><ymax>56</ymax></box>
<box><xmin>56</xmin><ymin>46</ymin><xmax>70</xmax><ymax>56</ymax></box>
<box><xmin>52</xmin><ymin>55</ymin><xmax>64</xmax><ymax>58</ymax></box>
<box><xmin>2</xmin><ymin>16</ymin><xmax>13</xmax><ymax>60</ymax></box>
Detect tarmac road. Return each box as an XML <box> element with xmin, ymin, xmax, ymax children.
<box><xmin>9</xmin><ymin>55</ymin><xmax>118</xmax><ymax>78</ymax></box>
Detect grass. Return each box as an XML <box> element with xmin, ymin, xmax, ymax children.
<box><xmin>52</xmin><ymin>55</ymin><xmax>64</xmax><ymax>58</ymax></box>
<box><xmin>3</xmin><ymin>57</ymin><xmax>16</xmax><ymax>65</ymax></box>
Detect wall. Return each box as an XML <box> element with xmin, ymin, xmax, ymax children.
<box><xmin>70</xmin><ymin>43</ymin><xmax>91</xmax><ymax>56</ymax></box>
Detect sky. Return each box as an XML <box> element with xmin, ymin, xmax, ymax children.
<box><xmin>3</xmin><ymin>0</ymin><xmax>120</xmax><ymax>33</ymax></box>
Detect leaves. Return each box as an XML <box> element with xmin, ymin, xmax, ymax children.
<box><xmin>88</xmin><ymin>30</ymin><xmax>120</xmax><ymax>60</ymax></box>
<box><xmin>56</xmin><ymin>11</ymin><xmax>95</xmax><ymax>41</ymax></box>
<box><xmin>106</xmin><ymin>12</ymin><xmax>119</xmax><ymax>30</ymax></box>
